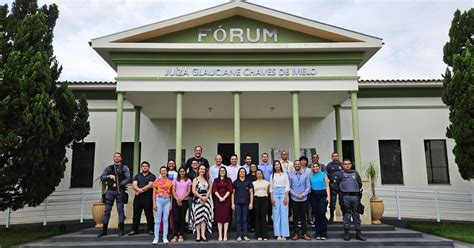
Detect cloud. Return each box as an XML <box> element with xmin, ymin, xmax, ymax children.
<box><xmin>6</xmin><ymin>0</ymin><xmax>473</xmax><ymax>81</ymax></box>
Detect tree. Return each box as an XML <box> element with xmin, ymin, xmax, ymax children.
<box><xmin>442</xmin><ymin>9</ymin><xmax>474</xmax><ymax>180</ymax></box>
<box><xmin>0</xmin><ymin>0</ymin><xmax>90</xmax><ymax>211</ymax></box>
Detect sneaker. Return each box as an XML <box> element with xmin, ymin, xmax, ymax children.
<box><xmin>152</xmin><ymin>239</ymin><xmax>159</xmax><ymax>245</ymax></box>
<box><xmin>237</xmin><ymin>237</ymin><xmax>242</xmax><ymax>242</ymax></box>
<box><xmin>163</xmin><ymin>238</ymin><xmax>169</xmax><ymax>244</ymax></box>
<box><xmin>243</xmin><ymin>236</ymin><xmax>250</xmax><ymax>241</ymax></box>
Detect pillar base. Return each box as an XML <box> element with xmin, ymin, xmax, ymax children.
<box><xmin>361</xmin><ymin>180</ymin><xmax>371</xmax><ymax>224</ymax></box>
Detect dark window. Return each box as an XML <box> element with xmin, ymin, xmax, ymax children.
<box><xmin>378</xmin><ymin>140</ymin><xmax>404</xmax><ymax>184</ymax></box>
<box><xmin>218</xmin><ymin>143</ymin><xmax>259</xmax><ymax>165</ymax></box>
<box><xmin>425</xmin><ymin>140</ymin><xmax>450</xmax><ymax>184</ymax></box>
<box><xmin>121</xmin><ymin>142</ymin><xmax>141</xmax><ymax>176</ymax></box>
<box><xmin>333</xmin><ymin>140</ymin><xmax>355</xmax><ymax>168</ymax></box>
<box><xmin>168</xmin><ymin>149</ymin><xmax>186</xmax><ymax>166</ymax></box>
<box><xmin>70</xmin><ymin>142</ymin><xmax>95</xmax><ymax>188</ymax></box>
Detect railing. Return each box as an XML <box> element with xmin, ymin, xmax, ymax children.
<box><xmin>1</xmin><ymin>189</ymin><xmax>101</xmax><ymax>228</ymax></box>
<box><xmin>1</xmin><ymin>187</ymin><xmax>473</xmax><ymax>227</ymax></box>
<box><xmin>377</xmin><ymin>186</ymin><xmax>474</xmax><ymax>222</ymax></box>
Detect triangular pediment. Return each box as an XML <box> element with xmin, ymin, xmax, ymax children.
<box><xmin>137</xmin><ymin>15</ymin><xmax>332</xmax><ymax>43</ymax></box>
<box><xmin>91</xmin><ymin>1</ymin><xmax>383</xmax><ymax>70</ymax></box>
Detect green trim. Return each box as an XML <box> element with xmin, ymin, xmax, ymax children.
<box><xmin>89</xmin><ymin>108</ymin><xmax>135</xmax><ymax>112</ymax></box>
<box><xmin>72</xmin><ymin>90</ymin><xmax>116</xmax><ymax>100</ymax></box>
<box><xmin>111</xmin><ymin>52</ymin><xmax>364</xmax><ymax>65</ymax></box>
<box><xmin>175</xmin><ymin>92</ymin><xmax>184</xmax><ymax>168</ymax></box>
<box><xmin>115</xmin><ymin>92</ymin><xmax>125</xmax><ymax>153</ymax></box>
<box><xmin>340</xmin><ymin>105</ymin><xmax>447</xmax><ymax>110</ymax></box>
<box><xmin>144</xmin><ymin>16</ymin><xmax>332</xmax><ymax>44</ymax></box>
<box><xmin>234</xmin><ymin>92</ymin><xmax>241</xmax><ymax>158</ymax></box>
<box><xmin>358</xmin><ymin>88</ymin><xmax>442</xmax><ymax>98</ymax></box>
<box><xmin>133</xmin><ymin>106</ymin><xmax>142</xmax><ymax>177</ymax></box>
<box><xmin>334</xmin><ymin>105</ymin><xmax>343</xmax><ymax>159</ymax></box>
<box><xmin>292</xmin><ymin>92</ymin><xmax>300</xmax><ymax>161</ymax></box>
<box><xmin>115</xmin><ymin>76</ymin><xmax>360</xmax><ymax>81</ymax></box>
<box><xmin>350</xmin><ymin>91</ymin><xmax>361</xmax><ymax>173</ymax></box>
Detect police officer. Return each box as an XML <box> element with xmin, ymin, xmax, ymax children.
<box><xmin>336</xmin><ymin>159</ymin><xmax>366</xmax><ymax>241</ymax></box>
<box><xmin>98</xmin><ymin>152</ymin><xmax>131</xmax><ymax>237</ymax></box>
<box><xmin>325</xmin><ymin>152</ymin><xmax>343</xmax><ymax>222</ymax></box>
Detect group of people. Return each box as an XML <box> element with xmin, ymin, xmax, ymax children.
<box><xmin>97</xmin><ymin>146</ymin><xmax>366</xmax><ymax>245</ymax></box>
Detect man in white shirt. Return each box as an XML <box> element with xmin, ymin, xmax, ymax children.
<box><xmin>226</xmin><ymin>154</ymin><xmax>240</xmax><ymax>182</ymax></box>
<box><xmin>209</xmin><ymin>154</ymin><xmax>225</xmax><ymax>185</ymax></box>
<box><xmin>280</xmin><ymin>151</ymin><xmax>294</xmax><ymax>174</ymax></box>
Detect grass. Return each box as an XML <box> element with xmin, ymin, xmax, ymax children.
<box><xmin>0</xmin><ymin>225</ymin><xmax>65</xmax><ymax>248</ymax></box>
<box><xmin>407</xmin><ymin>221</ymin><xmax>474</xmax><ymax>244</ymax></box>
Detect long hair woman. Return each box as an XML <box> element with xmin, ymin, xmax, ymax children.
<box><xmin>171</xmin><ymin>167</ymin><xmax>191</xmax><ymax>243</ymax></box>
<box><xmin>270</xmin><ymin>160</ymin><xmax>290</xmax><ymax>240</ymax></box>
<box><xmin>190</xmin><ymin>164</ymin><xmax>213</xmax><ymax>241</ymax></box>
<box><xmin>232</xmin><ymin>167</ymin><xmax>254</xmax><ymax>241</ymax></box>
<box><xmin>310</xmin><ymin>163</ymin><xmax>330</xmax><ymax>240</ymax></box>
<box><xmin>211</xmin><ymin>166</ymin><xmax>233</xmax><ymax>241</ymax></box>
<box><xmin>252</xmin><ymin>169</ymin><xmax>270</xmax><ymax>240</ymax></box>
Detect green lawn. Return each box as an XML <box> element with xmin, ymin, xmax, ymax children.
<box><xmin>0</xmin><ymin>225</ymin><xmax>65</xmax><ymax>248</ymax></box>
<box><xmin>407</xmin><ymin>221</ymin><xmax>474</xmax><ymax>244</ymax></box>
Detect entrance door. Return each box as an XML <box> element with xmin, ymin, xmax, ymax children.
<box><xmin>217</xmin><ymin>143</ymin><xmax>259</xmax><ymax>165</ymax></box>
<box><xmin>240</xmin><ymin>143</ymin><xmax>259</xmax><ymax>165</ymax></box>
<box><xmin>217</xmin><ymin>143</ymin><xmax>234</xmax><ymax>166</ymax></box>
<box><xmin>333</xmin><ymin>140</ymin><xmax>355</xmax><ymax>169</ymax></box>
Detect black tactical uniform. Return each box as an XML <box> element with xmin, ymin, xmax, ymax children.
<box><xmin>98</xmin><ymin>163</ymin><xmax>131</xmax><ymax>237</ymax></box>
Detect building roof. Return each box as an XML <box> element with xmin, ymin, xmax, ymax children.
<box><xmin>62</xmin><ymin>79</ymin><xmax>443</xmax><ymax>88</ymax></box>
<box><xmin>358</xmin><ymin>79</ymin><xmax>443</xmax><ymax>88</ymax></box>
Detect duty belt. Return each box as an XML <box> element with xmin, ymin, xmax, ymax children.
<box><xmin>342</xmin><ymin>192</ymin><xmax>360</xmax><ymax>196</ymax></box>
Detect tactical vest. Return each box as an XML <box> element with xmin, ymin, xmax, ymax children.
<box><xmin>327</xmin><ymin>161</ymin><xmax>343</xmax><ymax>181</ymax></box>
<box><xmin>339</xmin><ymin>170</ymin><xmax>360</xmax><ymax>193</ymax></box>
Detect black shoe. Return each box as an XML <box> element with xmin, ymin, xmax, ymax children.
<box><xmin>128</xmin><ymin>230</ymin><xmax>138</xmax><ymax>236</ymax></box>
<box><xmin>343</xmin><ymin>229</ymin><xmax>350</xmax><ymax>241</ymax></box>
<box><xmin>329</xmin><ymin>211</ymin><xmax>334</xmax><ymax>223</ymax></box>
<box><xmin>97</xmin><ymin>224</ymin><xmax>108</xmax><ymax>237</ymax></box>
<box><xmin>148</xmin><ymin>231</ymin><xmax>154</xmax><ymax>236</ymax></box>
<box><xmin>118</xmin><ymin>223</ymin><xmax>125</xmax><ymax>237</ymax></box>
<box><xmin>356</xmin><ymin>230</ymin><xmax>366</xmax><ymax>241</ymax></box>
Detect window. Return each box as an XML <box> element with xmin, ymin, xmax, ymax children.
<box><xmin>70</xmin><ymin>142</ymin><xmax>95</xmax><ymax>188</ymax></box>
<box><xmin>168</xmin><ymin>149</ymin><xmax>186</xmax><ymax>166</ymax></box>
<box><xmin>378</xmin><ymin>140</ymin><xmax>403</xmax><ymax>184</ymax></box>
<box><xmin>121</xmin><ymin>142</ymin><xmax>141</xmax><ymax>176</ymax></box>
<box><xmin>425</xmin><ymin>140</ymin><xmax>450</xmax><ymax>184</ymax></box>
<box><xmin>300</xmin><ymin>148</ymin><xmax>317</xmax><ymax>159</ymax></box>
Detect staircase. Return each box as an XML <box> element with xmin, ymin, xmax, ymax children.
<box><xmin>20</xmin><ymin>223</ymin><xmax>454</xmax><ymax>247</ymax></box>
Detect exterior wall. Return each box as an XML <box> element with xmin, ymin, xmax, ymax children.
<box><xmin>59</xmin><ymin>97</ymin><xmax>472</xmax><ymax>191</ymax></box>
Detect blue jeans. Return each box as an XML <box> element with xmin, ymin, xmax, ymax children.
<box><xmin>272</xmin><ymin>187</ymin><xmax>289</xmax><ymax>237</ymax></box>
<box><xmin>154</xmin><ymin>197</ymin><xmax>170</xmax><ymax>240</ymax></box>
<box><xmin>235</xmin><ymin>203</ymin><xmax>249</xmax><ymax>237</ymax></box>
<box><xmin>311</xmin><ymin>190</ymin><xmax>328</xmax><ymax>237</ymax></box>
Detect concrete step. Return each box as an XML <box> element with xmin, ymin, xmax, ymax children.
<box><xmin>20</xmin><ymin>237</ymin><xmax>455</xmax><ymax>248</ymax></box>
<box><xmin>52</xmin><ymin>229</ymin><xmax>422</xmax><ymax>242</ymax></box>
<box><xmin>79</xmin><ymin>223</ymin><xmax>395</xmax><ymax>234</ymax></box>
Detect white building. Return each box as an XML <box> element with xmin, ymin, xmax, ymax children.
<box><xmin>3</xmin><ymin>0</ymin><xmax>473</xmax><ymax>226</ymax></box>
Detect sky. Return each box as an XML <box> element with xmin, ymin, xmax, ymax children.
<box><xmin>5</xmin><ymin>0</ymin><xmax>473</xmax><ymax>81</ymax></box>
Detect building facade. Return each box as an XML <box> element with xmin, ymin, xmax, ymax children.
<box><xmin>3</xmin><ymin>0</ymin><xmax>473</xmax><ymax>226</ymax></box>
